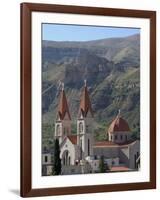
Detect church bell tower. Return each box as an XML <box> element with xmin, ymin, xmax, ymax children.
<box><xmin>55</xmin><ymin>83</ymin><xmax>71</xmax><ymax>144</ymax></box>
<box><xmin>77</xmin><ymin>80</ymin><xmax>94</xmax><ymax>160</ymax></box>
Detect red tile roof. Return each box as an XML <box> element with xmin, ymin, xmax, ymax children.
<box><xmin>57</xmin><ymin>89</ymin><xmax>71</xmax><ymax>120</ymax></box>
<box><xmin>78</xmin><ymin>85</ymin><xmax>93</xmax><ymax>118</ymax></box>
<box><xmin>94</xmin><ymin>141</ymin><xmax>119</xmax><ymax>147</ymax></box>
<box><xmin>108</xmin><ymin>114</ymin><xmax>130</xmax><ymax>133</ymax></box>
<box><xmin>110</xmin><ymin>166</ymin><xmax>130</xmax><ymax>172</ymax></box>
<box><xmin>67</xmin><ymin>135</ymin><xmax>77</xmax><ymax>145</ymax></box>
<box><xmin>94</xmin><ymin>140</ymin><xmax>136</xmax><ymax>148</ymax></box>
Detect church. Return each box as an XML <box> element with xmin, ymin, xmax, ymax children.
<box><xmin>53</xmin><ymin>81</ymin><xmax>140</xmax><ymax>175</ymax></box>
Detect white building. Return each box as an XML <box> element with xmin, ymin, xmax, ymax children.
<box><xmin>53</xmin><ymin>81</ymin><xmax>140</xmax><ymax>175</ymax></box>
<box><xmin>42</xmin><ymin>148</ymin><xmax>53</xmax><ymax>176</ymax></box>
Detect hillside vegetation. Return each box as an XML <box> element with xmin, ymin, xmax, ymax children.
<box><xmin>42</xmin><ymin>34</ymin><xmax>140</xmax><ymax>146</ymax></box>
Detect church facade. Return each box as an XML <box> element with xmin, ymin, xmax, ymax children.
<box><xmin>52</xmin><ymin>81</ymin><xmax>140</xmax><ymax>175</ymax></box>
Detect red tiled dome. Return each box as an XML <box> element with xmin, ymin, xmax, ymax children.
<box><xmin>108</xmin><ymin>115</ymin><xmax>130</xmax><ymax>133</ymax></box>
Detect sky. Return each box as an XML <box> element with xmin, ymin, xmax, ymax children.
<box><xmin>42</xmin><ymin>23</ymin><xmax>140</xmax><ymax>42</ymax></box>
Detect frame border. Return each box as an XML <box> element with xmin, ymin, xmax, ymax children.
<box><xmin>20</xmin><ymin>2</ymin><xmax>156</xmax><ymax>197</ymax></box>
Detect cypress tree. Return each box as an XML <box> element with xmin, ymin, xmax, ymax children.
<box><xmin>99</xmin><ymin>155</ymin><xmax>106</xmax><ymax>173</ymax></box>
<box><xmin>53</xmin><ymin>139</ymin><xmax>61</xmax><ymax>175</ymax></box>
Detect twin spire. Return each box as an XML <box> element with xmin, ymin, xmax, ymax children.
<box><xmin>78</xmin><ymin>80</ymin><xmax>93</xmax><ymax>118</ymax></box>
<box><xmin>57</xmin><ymin>82</ymin><xmax>71</xmax><ymax>120</ymax></box>
<box><xmin>57</xmin><ymin>80</ymin><xmax>93</xmax><ymax>120</ymax></box>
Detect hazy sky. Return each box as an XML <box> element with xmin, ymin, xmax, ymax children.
<box><xmin>42</xmin><ymin>23</ymin><xmax>140</xmax><ymax>41</ymax></box>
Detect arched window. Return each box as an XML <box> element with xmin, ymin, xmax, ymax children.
<box><xmin>56</xmin><ymin>125</ymin><xmax>60</xmax><ymax>135</ymax></box>
<box><xmin>63</xmin><ymin>157</ymin><xmax>65</xmax><ymax>165</ymax></box>
<box><xmin>88</xmin><ymin>139</ymin><xmax>90</xmax><ymax>156</ymax></box>
<box><xmin>80</xmin><ymin>138</ymin><xmax>82</xmax><ymax>159</ymax></box>
<box><xmin>44</xmin><ymin>155</ymin><xmax>48</xmax><ymax>163</ymax></box>
<box><xmin>68</xmin><ymin>156</ymin><xmax>70</xmax><ymax>165</ymax></box>
<box><xmin>86</xmin><ymin>125</ymin><xmax>89</xmax><ymax>132</ymax></box>
<box><xmin>111</xmin><ymin>135</ymin><xmax>112</xmax><ymax>140</ymax></box>
<box><xmin>79</xmin><ymin>122</ymin><xmax>83</xmax><ymax>133</ymax></box>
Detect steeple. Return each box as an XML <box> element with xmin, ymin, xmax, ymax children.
<box><xmin>57</xmin><ymin>82</ymin><xmax>71</xmax><ymax>120</ymax></box>
<box><xmin>77</xmin><ymin>80</ymin><xmax>94</xmax><ymax>159</ymax></box>
<box><xmin>118</xmin><ymin>109</ymin><xmax>121</xmax><ymax>117</ymax></box>
<box><xmin>55</xmin><ymin>82</ymin><xmax>71</xmax><ymax>144</ymax></box>
<box><xmin>78</xmin><ymin>80</ymin><xmax>93</xmax><ymax>118</ymax></box>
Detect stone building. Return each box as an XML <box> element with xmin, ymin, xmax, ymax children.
<box><xmin>42</xmin><ymin>147</ymin><xmax>53</xmax><ymax>176</ymax></box>
<box><xmin>52</xmin><ymin>81</ymin><xmax>140</xmax><ymax>175</ymax></box>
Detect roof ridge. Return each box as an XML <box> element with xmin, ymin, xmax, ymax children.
<box><xmin>67</xmin><ymin>135</ymin><xmax>77</xmax><ymax>145</ymax></box>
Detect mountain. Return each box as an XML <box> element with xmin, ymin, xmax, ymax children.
<box><xmin>42</xmin><ymin>34</ymin><xmax>140</xmax><ymax>143</ymax></box>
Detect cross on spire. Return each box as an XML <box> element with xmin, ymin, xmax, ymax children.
<box><xmin>118</xmin><ymin>109</ymin><xmax>121</xmax><ymax>116</ymax></box>
<box><xmin>61</xmin><ymin>82</ymin><xmax>64</xmax><ymax>91</ymax></box>
<box><xmin>84</xmin><ymin>79</ymin><xmax>87</xmax><ymax>87</ymax></box>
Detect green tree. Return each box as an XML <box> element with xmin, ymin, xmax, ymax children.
<box><xmin>53</xmin><ymin>139</ymin><xmax>61</xmax><ymax>175</ymax></box>
<box><xmin>99</xmin><ymin>156</ymin><xmax>106</xmax><ymax>173</ymax></box>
